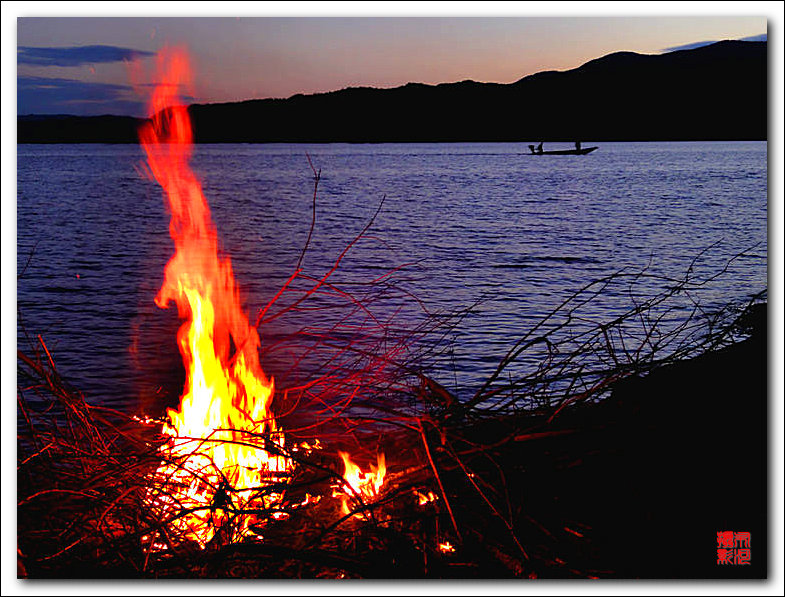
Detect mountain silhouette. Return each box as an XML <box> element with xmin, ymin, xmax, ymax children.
<box><xmin>18</xmin><ymin>40</ymin><xmax>766</xmax><ymax>143</ymax></box>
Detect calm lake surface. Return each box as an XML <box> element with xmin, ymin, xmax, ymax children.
<box><xmin>17</xmin><ymin>142</ymin><xmax>767</xmax><ymax>411</ymax></box>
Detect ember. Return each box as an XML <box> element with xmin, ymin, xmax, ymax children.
<box><xmin>438</xmin><ymin>541</ymin><xmax>456</xmax><ymax>553</ymax></box>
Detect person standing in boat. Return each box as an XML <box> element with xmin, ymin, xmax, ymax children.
<box><xmin>537</xmin><ymin>141</ymin><xmax>544</xmax><ymax>154</ymax></box>
<box><xmin>575</xmin><ymin>141</ymin><xmax>582</xmax><ymax>151</ymax></box>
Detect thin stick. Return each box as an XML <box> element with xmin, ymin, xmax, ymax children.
<box><xmin>418</xmin><ymin>418</ymin><xmax>461</xmax><ymax>543</ymax></box>
<box><xmin>296</xmin><ymin>152</ymin><xmax>321</xmax><ymax>272</ymax></box>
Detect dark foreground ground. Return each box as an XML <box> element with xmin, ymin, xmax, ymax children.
<box><xmin>482</xmin><ymin>303</ymin><xmax>768</xmax><ymax>578</ymax></box>
<box><xmin>17</xmin><ymin>305</ymin><xmax>768</xmax><ymax>580</ymax></box>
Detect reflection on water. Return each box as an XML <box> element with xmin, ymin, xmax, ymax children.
<box><xmin>17</xmin><ymin>142</ymin><xmax>767</xmax><ymax>409</ymax></box>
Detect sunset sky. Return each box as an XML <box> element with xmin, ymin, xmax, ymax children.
<box><xmin>15</xmin><ymin>12</ymin><xmax>767</xmax><ymax>116</ymax></box>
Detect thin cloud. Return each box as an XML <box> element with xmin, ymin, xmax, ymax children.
<box><xmin>662</xmin><ymin>33</ymin><xmax>767</xmax><ymax>53</ymax></box>
<box><xmin>663</xmin><ymin>40</ymin><xmax>718</xmax><ymax>52</ymax></box>
<box><xmin>17</xmin><ymin>45</ymin><xmax>154</xmax><ymax>67</ymax></box>
<box><xmin>17</xmin><ymin>76</ymin><xmax>143</xmax><ymax>115</ymax></box>
<box><xmin>17</xmin><ymin>76</ymin><xmax>196</xmax><ymax>116</ymax></box>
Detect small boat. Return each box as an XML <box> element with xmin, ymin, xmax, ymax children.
<box><xmin>527</xmin><ymin>144</ymin><xmax>598</xmax><ymax>156</ymax></box>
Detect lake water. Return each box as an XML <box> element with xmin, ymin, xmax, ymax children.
<box><xmin>16</xmin><ymin>142</ymin><xmax>767</xmax><ymax>412</ymax></box>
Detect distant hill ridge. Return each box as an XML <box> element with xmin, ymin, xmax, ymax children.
<box><xmin>18</xmin><ymin>40</ymin><xmax>766</xmax><ymax>143</ymax></box>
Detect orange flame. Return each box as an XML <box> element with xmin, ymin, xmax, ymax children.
<box><xmin>415</xmin><ymin>490</ymin><xmax>437</xmax><ymax>506</ymax></box>
<box><xmin>337</xmin><ymin>451</ymin><xmax>386</xmax><ymax>516</ymax></box>
<box><xmin>140</xmin><ymin>48</ymin><xmax>291</xmax><ymax>548</ymax></box>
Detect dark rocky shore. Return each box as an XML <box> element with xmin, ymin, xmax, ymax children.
<box><xmin>479</xmin><ymin>302</ymin><xmax>768</xmax><ymax>578</ymax></box>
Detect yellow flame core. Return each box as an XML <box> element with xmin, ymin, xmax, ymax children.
<box><xmin>148</xmin><ymin>289</ymin><xmax>289</xmax><ymax>547</ymax></box>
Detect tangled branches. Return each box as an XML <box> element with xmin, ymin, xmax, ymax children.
<box><xmin>466</xmin><ymin>245</ymin><xmax>766</xmax><ymax>418</ymax></box>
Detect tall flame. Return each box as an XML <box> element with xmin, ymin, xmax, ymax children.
<box><xmin>140</xmin><ymin>49</ymin><xmax>290</xmax><ymax>548</ymax></box>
